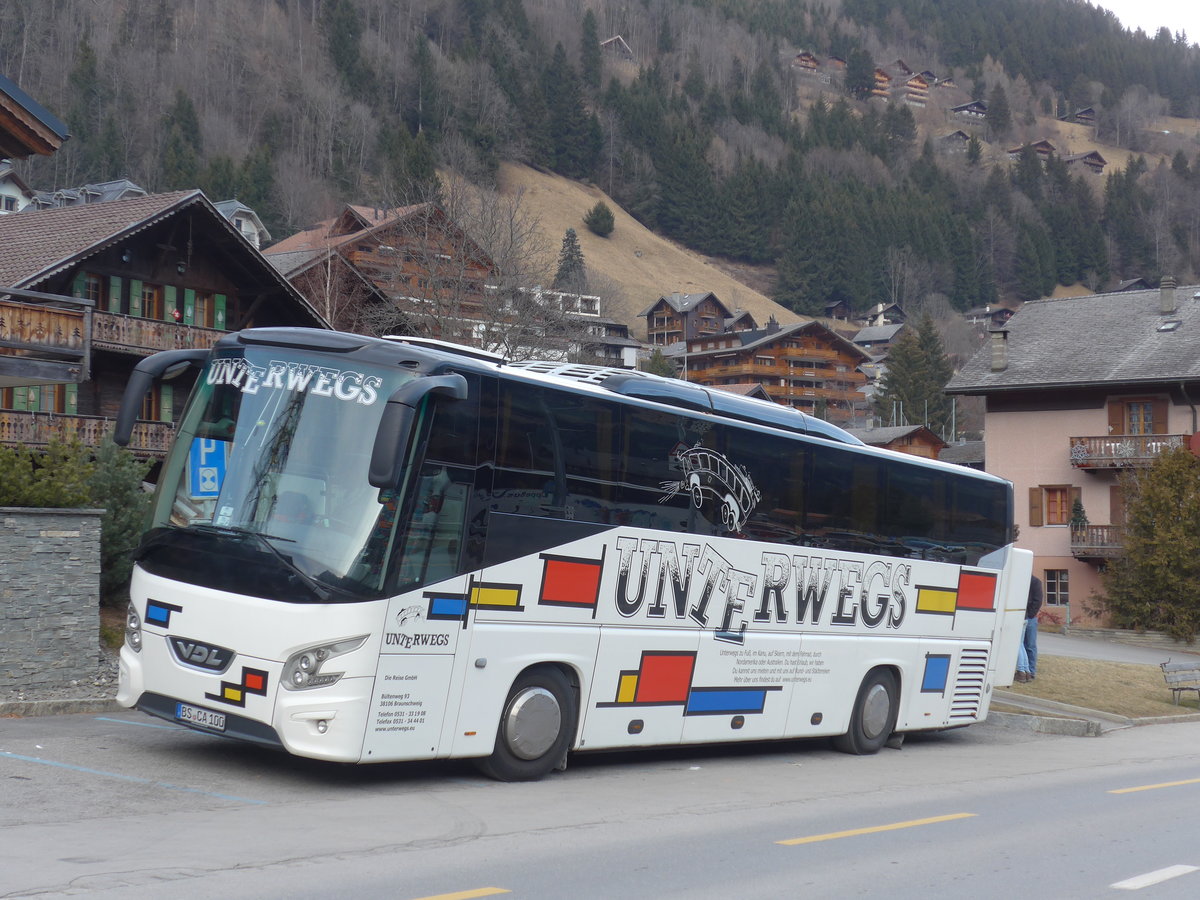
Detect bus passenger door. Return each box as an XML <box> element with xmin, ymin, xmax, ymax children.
<box><xmin>363</xmin><ymin>465</ymin><xmax>473</xmax><ymax>762</ymax></box>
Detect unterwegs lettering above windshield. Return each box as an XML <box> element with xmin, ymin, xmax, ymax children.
<box><xmin>207</xmin><ymin>358</ymin><xmax>383</xmax><ymax>405</ymax></box>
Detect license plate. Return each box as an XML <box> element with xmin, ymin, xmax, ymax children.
<box><xmin>176</xmin><ymin>702</ymin><xmax>226</xmax><ymax>732</ymax></box>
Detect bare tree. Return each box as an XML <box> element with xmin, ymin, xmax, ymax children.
<box><xmin>290</xmin><ymin>252</ymin><xmax>382</xmax><ymax>333</ymax></box>
<box><xmin>351</xmin><ymin>177</ymin><xmax>606</xmax><ymax>360</ymax></box>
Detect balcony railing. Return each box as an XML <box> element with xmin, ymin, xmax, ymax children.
<box><xmin>1070</xmin><ymin>525</ymin><xmax>1125</xmax><ymax>559</ymax></box>
<box><xmin>0</xmin><ymin>410</ymin><xmax>174</xmax><ymax>457</ymax></box>
<box><xmin>1069</xmin><ymin>434</ymin><xmax>1188</xmax><ymax>469</ymax></box>
<box><xmin>92</xmin><ymin>311</ymin><xmax>225</xmax><ymax>357</ymax></box>
<box><xmin>0</xmin><ymin>287</ymin><xmax>92</xmax><ymax>384</ymax></box>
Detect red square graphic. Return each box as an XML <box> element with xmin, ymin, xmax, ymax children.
<box><xmin>957</xmin><ymin>571</ymin><xmax>998</xmax><ymax>611</ymax></box>
<box><xmin>634</xmin><ymin>653</ymin><xmax>696</xmax><ymax>703</ymax></box>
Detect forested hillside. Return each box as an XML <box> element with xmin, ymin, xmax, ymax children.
<box><xmin>4</xmin><ymin>0</ymin><xmax>1200</xmax><ymax>319</ymax></box>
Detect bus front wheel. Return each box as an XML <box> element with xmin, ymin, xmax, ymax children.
<box><xmin>833</xmin><ymin>669</ymin><xmax>897</xmax><ymax>755</ymax></box>
<box><xmin>475</xmin><ymin>666</ymin><xmax>575</xmax><ymax>782</ymax></box>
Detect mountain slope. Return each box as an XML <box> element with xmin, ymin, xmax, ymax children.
<box><xmin>498</xmin><ymin>163</ymin><xmax>803</xmax><ymax>340</ymax></box>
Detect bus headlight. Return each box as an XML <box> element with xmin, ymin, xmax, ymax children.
<box><xmin>125</xmin><ymin>606</ymin><xmax>143</xmax><ymax>653</ymax></box>
<box><xmin>282</xmin><ymin>635</ymin><xmax>368</xmax><ymax>690</ymax></box>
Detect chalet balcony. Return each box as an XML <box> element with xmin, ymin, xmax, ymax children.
<box><xmin>0</xmin><ymin>410</ymin><xmax>174</xmax><ymax>457</ymax></box>
<box><xmin>769</xmin><ymin>385</ymin><xmax>865</xmax><ymax>403</ymax></box>
<box><xmin>1070</xmin><ymin>525</ymin><xmax>1124</xmax><ymax>560</ymax></box>
<box><xmin>92</xmin><ymin>311</ymin><xmax>225</xmax><ymax>357</ymax></box>
<box><xmin>1069</xmin><ymin>434</ymin><xmax>1188</xmax><ymax>470</ymax></box>
<box><xmin>0</xmin><ymin>289</ymin><xmax>92</xmax><ymax>387</ymax></box>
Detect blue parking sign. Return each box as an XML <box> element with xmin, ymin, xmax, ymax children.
<box><xmin>189</xmin><ymin>438</ymin><xmax>227</xmax><ymax>498</ymax></box>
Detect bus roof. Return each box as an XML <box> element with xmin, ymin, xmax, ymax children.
<box><xmin>223</xmin><ymin>328</ymin><xmax>1006</xmax><ymax>485</ymax></box>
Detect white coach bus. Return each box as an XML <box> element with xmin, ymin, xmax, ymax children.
<box><xmin>114</xmin><ymin>328</ymin><xmax>1030</xmax><ymax>780</ymax></box>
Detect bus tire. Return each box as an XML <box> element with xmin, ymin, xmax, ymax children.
<box><xmin>474</xmin><ymin>666</ymin><xmax>575</xmax><ymax>782</ymax></box>
<box><xmin>833</xmin><ymin>669</ymin><xmax>898</xmax><ymax>755</ymax></box>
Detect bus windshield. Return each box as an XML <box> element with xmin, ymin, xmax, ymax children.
<box><xmin>145</xmin><ymin>346</ymin><xmax>415</xmax><ymax>599</ymax></box>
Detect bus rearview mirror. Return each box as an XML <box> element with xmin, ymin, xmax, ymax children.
<box><xmin>368</xmin><ymin>373</ymin><xmax>468</xmax><ymax>489</ymax></box>
<box><xmin>114</xmin><ymin>349</ymin><xmax>208</xmax><ymax>447</ymax></box>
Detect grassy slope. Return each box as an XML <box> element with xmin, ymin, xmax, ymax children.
<box><xmin>497</xmin><ymin>162</ymin><xmax>804</xmax><ymax>341</ymax></box>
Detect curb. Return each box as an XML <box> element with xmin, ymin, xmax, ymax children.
<box><xmin>0</xmin><ymin>698</ymin><xmax>121</xmax><ymax>718</ymax></box>
<box><xmin>987</xmin><ymin>710</ymin><xmax>1107</xmax><ymax>737</ymax></box>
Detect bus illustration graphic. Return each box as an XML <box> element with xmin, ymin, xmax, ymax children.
<box><xmin>661</xmin><ymin>446</ymin><xmax>761</xmax><ymax>531</ymax></box>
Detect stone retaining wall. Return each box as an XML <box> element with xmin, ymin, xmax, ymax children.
<box><xmin>0</xmin><ymin>507</ymin><xmax>103</xmax><ymax>689</ymax></box>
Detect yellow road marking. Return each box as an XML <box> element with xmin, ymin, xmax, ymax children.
<box><xmin>409</xmin><ymin>889</ymin><xmax>510</xmax><ymax>900</ymax></box>
<box><xmin>1110</xmin><ymin>777</ymin><xmax>1200</xmax><ymax>794</ymax></box>
<box><xmin>777</xmin><ymin>812</ymin><xmax>976</xmax><ymax>845</ymax></box>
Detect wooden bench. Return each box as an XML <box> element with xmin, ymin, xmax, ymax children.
<box><xmin>1160</xmin><ymin>661</ymin><xmax>1200</xmax><ymax>705</ymax></box>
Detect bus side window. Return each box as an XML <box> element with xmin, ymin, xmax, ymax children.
<box><xmin>718</xmin><ymin>426</ymin><xmax>805</xmax><ymax>544</ymax></box>
<box><xmin>618</xmin><ymin>408</ymin><xmax>719</xmax><ymax>535</ymax></box>
<box><xmin>492</xmin><ymin>385</ymin><xmax>559</xmax><ymax>517</ymax></box>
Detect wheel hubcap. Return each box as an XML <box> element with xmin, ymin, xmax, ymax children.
<box><xmin>504</xmin><ymin>687</ymin><xmax>562</xmax><ymax>760</ymax></box>
<box><xmin>861</xmin><ymin>682</ymin><xmax>892</xmax><ymax>739</ymax></box>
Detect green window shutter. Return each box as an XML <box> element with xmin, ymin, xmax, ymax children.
<box><xmin>160</xmin><ymin>384</ymin><xmax>174</xmax><ymax>422</ymax></box>
<box><xmin>214</xmin><ymin>294</ymin><xmax>227</xmax><ymax>330</ymax></box>
<box><xmin>66</xmin><ymin>384</ymin><xmax>78</xmax><ymax>415</ymax></box>
<box><xmin>12</xmin><ymin>386</ymin><xmax>28</xmax><ymax>410</ymax></box>
<box><xmin>72</xmin><ymin>271</ymin><xmax>87</xmax><ymax>298</ymax></box>
<box><xmin>164</xmin><ymin>285</ymin><xmax>177</xmax><ymax>321</ymax></box>
<box><xmin>183</xmin><ymin>288</ymin><xmax>196</xmax><ymax>325</ymax></box>
<box><xmin>108</xmin><ymin>276</ymin><xmax>123</xmax><ymax>313</ymax></box>
<box><xmin>129</xmin><ymin>279</ymin><xmax>143</xmax><ymax>317</ymax></box>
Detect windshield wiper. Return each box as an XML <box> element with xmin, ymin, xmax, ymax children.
<box><xmin>190</xmin><ymin>524</ymin><xmax>345</xmax><ymax>602</ymax></box>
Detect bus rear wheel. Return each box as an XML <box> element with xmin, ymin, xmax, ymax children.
<box><xmin>475</xmin><ymin>666</ymin><xmax>575</xmax><ymax>782</ymax></box>
<box><xmin>833</xmin><ymin>669</ymin><xmax>897</xmax><ymax>755</ymax></box>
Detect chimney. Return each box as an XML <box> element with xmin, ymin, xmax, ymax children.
<box><xmin>1161</xmin><ymin>276</ymin><xmax>1177</xmax><ymax>315</ymax></box>
<box><xmin>990</xmin><ymin>329</ymin><xmax>1008</xmax><ymax>372</ymax></box>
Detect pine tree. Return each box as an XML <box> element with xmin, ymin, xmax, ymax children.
<box><xmin>159</xmin><ymin>90</ymin><xmax>202</xmax><ymax>189</ymax></box>
<box><xmin>987</xmin><ymin>83</ymin><xmax>1012</xmax><ymax>140</ymax></box>
<box><xmin>1103</xmin><ymin>448</ymin><xmax>1200</xmax><ymax>641</ymax></box>
<box><xmin>88</xmin><ymin>439</ymin><xmax>152</xmax><ymax>605</ymax></box>
<box><xmin>553</xmin><ymin>228</ymin><xmax>587</xmax><ymax>292</ymax></box>
<box><xmin>872</xmin><ymin>314</ymin><xmax>953</xmax><ymax>437</ymax></box>
<box><xmin>580</xmin><ymin>10</ymin><xmax>602</xmax><ymax>92</ymax></box>
<box><xmin>642</xmin><ymin>349</ymin><xmax>677</xmax><ymax>378</ymax></box>
<box><xmin>584</xmin><ymin>201</ymin><xmax>615</xmax><ymax>237</ymax></box>
<box><xmin>845</xmin><ymin>48</ymin><xmax>875</xmax><ymax>101</ymax></box>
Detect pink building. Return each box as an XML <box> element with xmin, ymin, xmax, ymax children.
<box><xmin>946</xmin><ymin>279</ymin><xmax>1200</xmax><ymax>626</ymax></box>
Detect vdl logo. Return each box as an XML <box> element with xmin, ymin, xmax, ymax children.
<box><xmin>169</xmin><ymin>636</ymin><xmax>234</xmax><ymax>673</ymax></box>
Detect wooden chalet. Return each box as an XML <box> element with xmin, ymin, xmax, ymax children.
<box><xmin>0</xmin><ymin>72</ymin><xmax>69</xmax><ymax>161</ymax></box>
<box><xmin>899</xmin><ymin>73</ymin><xmax>929</xmax><ymax>107</ymax></box>
<box><xmin>937</xmin><ymin>130</ymin><xmax>972</xmax><ymax>153</ymax></box>
<box><xmin>791</xmin><ymin>52</ymin><xmax>820</xmax><ymax>74</ymax></box>
<box><xmin>1062</xmin><ymin>150</ymin><xmax>1107</xmax><ymax>176</ymax></box>
<box><xmin>1062</xmin><ymin>107</ymin><xmax>1097</xmax><ymax>126</ymax></box>
<box><xmin>266</xmin><ymin>202</ymin><xmax>498</xmax><ymax>338</ymax></box>
<box><xmin>0</xmin><ymin>191</ymin><xmax>326</xmax><ymax>457</ymax></box>
<box><xmin>640</xmin><ymin>291</ymin><xmax>736</xmax><ymax>347</ymax></box>
<box><xmin>843</xmin><ymin>424</ymin><xmax>948</xmax><ymax>459</ymax></box>
<box><xmin>1007</xmin><ymin>139</ymin><xmax>1056</xmax><ymax>163</ymax></box>
<box><xmin>951</xmin><ymin>100</ymin><xmax>988</xmax><ymax>120</ymax></box>
<box><xmin>871</xmin><ymin>68</ymin><xmax>893</xmax><ymax>99</ymax></box>
<box><xmin>679</xmin><ymin>320</ymin><xmax>870</xmax><ymax>424</ymax></box>
<box><xmin>600</xmin><ymin>35</ymin><xmax>634</xmax><ymax>61</ymax></box>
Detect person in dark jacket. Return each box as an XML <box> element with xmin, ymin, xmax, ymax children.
<box><xmin>1015</xmin><ymin>575</ymin><xmax>1044</xmax><ymax>682</ymax></box>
